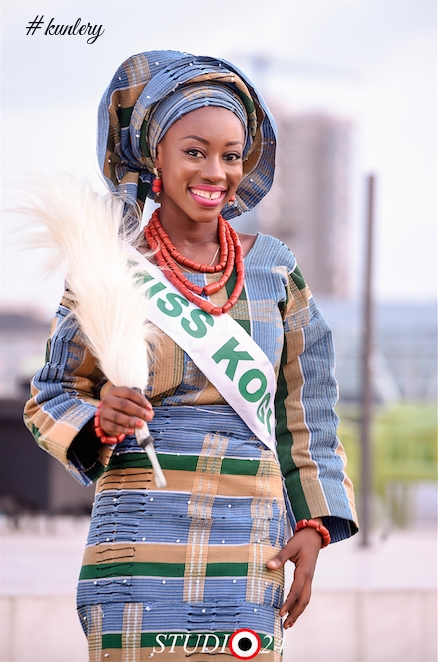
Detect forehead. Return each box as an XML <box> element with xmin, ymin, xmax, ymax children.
<box><xmin>164</xmin><ymin>106</ymin><xmax>245</xmax><ymax>141</ymax></box>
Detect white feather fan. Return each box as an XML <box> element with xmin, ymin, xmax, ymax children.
<box><xmin>19</xmin><ymin>174</ymin><xmax>166</xmax><ymax>487</ymax></box>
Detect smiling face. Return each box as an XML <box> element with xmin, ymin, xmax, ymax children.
<box><xmin>154</xmin><ymin>106</ymin><xmax>245</xmax><ymax>226</ymax></box>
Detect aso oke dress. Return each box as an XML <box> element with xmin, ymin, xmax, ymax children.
<box><xmin>24</xmin><ymin>233</ymin><xmax>358</xmax><ymax>661</ymax></box>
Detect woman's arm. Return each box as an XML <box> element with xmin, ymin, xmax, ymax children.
<box><xmin>24</xmin><ymin>289</ymin><xmax>155</xmax><ymax>485</ymax></box>
<box><xmin>268</xmin><ymin>248</ymin><xmax>358</xmax><ymax>626</ymax></box>
<box><xmin>23</xmin><ymin>290</ymin><xmax>114</xmax><ymax>485</ymax></box>
<box><xmin>275</xmin><ymin>256</ymin><xmax>358</xmax><ymax>539</ymax></box>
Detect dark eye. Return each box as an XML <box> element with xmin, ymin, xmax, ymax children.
<box><xmin>224</xmin><ymin>153</ymin><xmax>242</xmax><ymax>162</ymax></box>
<box><xmin>185</xmin><ymin>149</ymin><xmax>204</xmax><ymax>158</ymax></box>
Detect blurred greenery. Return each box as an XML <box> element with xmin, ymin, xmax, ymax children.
<box><xmin>337</xmin><ymin>403</ymin><xmax>437</xmax><ymax>527</ymax></box>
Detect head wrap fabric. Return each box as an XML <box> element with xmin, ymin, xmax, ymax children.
<box><xmin>97</xmin><ymin>51</ymin><xmax>277</xmax><ymax>221</ymax></box>
<box><xmin>146</xmin><ymin>83</ymin><xmax>250</xmax><ymax>163</ymax></box>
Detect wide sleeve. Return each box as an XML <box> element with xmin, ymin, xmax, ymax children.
<box><xmin>274</xmin><ymin>249</ymin><xmax>358</xmax><ymax>543</ymax></box>
<box><xmin>23</xmin><ymin>289</ymin><xmax>116</xmax><ymax>486</ymax></box>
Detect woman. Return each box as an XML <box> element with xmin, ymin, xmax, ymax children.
<box><xmin>24</xmin><ymin>51</ymin><xmax>358</xmax><ymax>661</ymax></box>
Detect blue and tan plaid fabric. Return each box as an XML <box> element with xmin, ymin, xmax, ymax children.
<box><xmin>146</xmin><ymin>82</ymin><xmax>251</xmax><ymax>160</ymax></box>
<box><xmin>97</xmin><ymin>50</ymin><xmax>276</xmax><ymax>221</ymax></box>
<box><xmin>24</xmin><ymin>235</ymin><xmax>357</xmax><ymax>660</ymax></box>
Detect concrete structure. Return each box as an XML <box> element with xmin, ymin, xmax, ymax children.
<box><xmin>257</xmin><ymin>112</ymin><xmax>352</xmax><ymax>299</ymax></box>
<box><xmin>0</xmin><ymin>312</ymin><xmax>50</xmax><ymax>399</ymax></box>
<box><xmin>0</xmin><ymin>516</ymin><xmax>436</xmax><ymax>662</ymax></box>
<box><xmin>0</xmin><ymin>399</ymin><xmax>94</xmax><ymax>514</ymax></box>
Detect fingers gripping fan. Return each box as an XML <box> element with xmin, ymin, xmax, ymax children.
<box><xmin>229</xmin><ymin>629</ymin><xmax>261</xmax><ymax>659</ymax></box>
<box><xmin>19</xmin><ymin>175</ymin><xmax>166</xmax><ymax>488</ymax></box>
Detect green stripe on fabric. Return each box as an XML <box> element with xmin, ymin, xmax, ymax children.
<box><xmin>80</xmin><ymin>562</ymin><xmax>185</xmax><ymax>580</ymax></box>
<box><xmin>224</xmin><ymin>267</ymin><xmax>237</xmax><ymax>298</ymax></box>
<box><xmin>220</xmin><ymin>458</ymin><xmax>259</xmax><ymax>475</ymax></box>
<box><xmin>116</xmin><ymin>106</ymin><xmax>133</xmax><ymax>128</ymax></box>
<box><xmin>102</xmin><ymin>633</ymin><xmax>123</xmax><ymax>648</ymax></box>
<box><xmin>291</xmin><ymin>266</ymin><xmax>306</xmax><ymax>290</ymax></box>
<box><xmin>108</xmin><ymin>453</ymin><xmax>260</xmax><ymax>475</ymax></box>
<box><xmin>274</xmin><ymin>345</ymin><xmax>310</xmax><ymax>520</ymax></box>
<box><xmin>205</xmin><ymin>562</ymin><xmax>248</xmax><ymax>577</ymax></box>
<box><xmin>225</xmin><ymin>268</ymin><xmax>250</xmax><ymax>334</ymax></box>
<box><xmin>233</xmin><ymin>89</ymin><xmax>255</xmax><ymax>115</ymax></box>
<box><xmin>84</xmin><ymin>461</ymin><xmax>106</xmax><ymax>483</ymax></box>
<box><xmin>80</xmin><ymin>561</ymin><xmax>248</xmax><ymax>580</ymax></box>
<box><xmin>107</xmin><ymin>452</ymin><xmax>198</xmax><ymax>472</ymax></box>
<box><xmin>29</xmin><ymin>422</ymin><xmax>41</xmax><ymax>443</ymax></box>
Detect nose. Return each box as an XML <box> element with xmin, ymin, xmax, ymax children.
<box><xmin>199</xmin><ymin>154</ymin><xmax>226</xmax><ymax>183</ymax></box>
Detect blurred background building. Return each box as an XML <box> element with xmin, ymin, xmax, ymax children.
<box><xmin>258</xmin><ymin>112</ymin><xmax>352</xmax><ymax>299</ymax></box>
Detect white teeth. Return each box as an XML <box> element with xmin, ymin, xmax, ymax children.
<box><xmin>191</xmin><ymin>188</ymin><xmax>223</xmax><ymax>200</ymax></box>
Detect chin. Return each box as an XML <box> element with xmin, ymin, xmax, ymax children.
<box><xmin>187</xmin><ymin>205</ymin><xmax>223</xmax><ymax>223</ymax></box>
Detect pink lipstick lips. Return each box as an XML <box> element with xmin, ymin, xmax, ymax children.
<box><xmin>189</xmin><ymin>185</ymin><xmax>227</xmax><ymax>208</ymax></box>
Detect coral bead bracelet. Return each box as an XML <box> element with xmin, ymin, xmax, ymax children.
<box><xmin>294</xmin><ymin>518</ymin><xmax>331</xmax><ymax>548</ymax></box>
<box><xmin>94</xmin><ymin>401</ymin><xmax>126</xmax><ymax>445</ymax></box>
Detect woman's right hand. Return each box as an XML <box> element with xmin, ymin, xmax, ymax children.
<box><xmin>98</xmin><ymin>386</ymin><xmax>154</xmax><ymax>439</ymax></box>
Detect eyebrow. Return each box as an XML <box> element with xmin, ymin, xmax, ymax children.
<box><xmin>180</xmin><ymin>134</ymin><xmax>243</xmax><ymax>146</ymax></box>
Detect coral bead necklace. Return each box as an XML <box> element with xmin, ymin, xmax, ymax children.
<box><xmin>144</xmin><ymin>209</ymin><xmax>245</xmax><ymax>315</ymax></box>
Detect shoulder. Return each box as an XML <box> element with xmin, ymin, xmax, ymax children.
<box><xmin>244</xmin><ymin>232</ymin><xmax>298</xmax><ymax>272</ymax></box>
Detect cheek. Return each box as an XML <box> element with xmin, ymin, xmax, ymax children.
<box><xmin>160</xmin><ymin>156</ymin><xmax>184</xmax><ymax>185</ymax></box>
<box><xmin>163</xmin><ymin>156</ymin><xmax>195</xmax><ymax>182</ymax></box>
<box><xmin>232</xmin><ymin>165</ymin><xmax>244</xmax><ymax>187</ymax></box>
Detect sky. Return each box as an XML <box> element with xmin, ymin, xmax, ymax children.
<box><xmin>1</xmin><ymin>0</ymin><xmax>436</xmax><ymax>316</ymax></box>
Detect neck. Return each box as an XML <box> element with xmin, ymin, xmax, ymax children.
<box><xmin>157</xmin><ymin>200</ymin><xmax>220</xmax><ymax>256</ymax></box>
<box><xmin>144</xmin><ymin>208</ymin><xmax>245</xmax><ymax>316</ymax></box>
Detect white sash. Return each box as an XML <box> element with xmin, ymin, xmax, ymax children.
<box><xmin>129</xmin><ymin>248</ymin><xmax>278</xmax><ymax>458</ymax></box>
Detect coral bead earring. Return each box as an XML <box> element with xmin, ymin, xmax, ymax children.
<box><xmin>151</xmin><ymin>168</ymin><xmax>162</xmax><ymax>201</ymax></box>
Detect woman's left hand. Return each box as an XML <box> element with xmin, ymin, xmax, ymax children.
<box><xmin>266</xmin><ymin>526</ymin><xmax>322</xmax><ymax>629</ymax></box>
